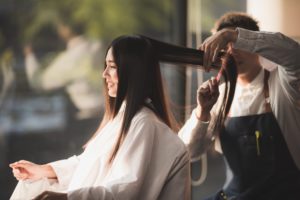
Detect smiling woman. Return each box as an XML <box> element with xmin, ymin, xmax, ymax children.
<box><xmin>10</xmin><ymin>35</ymin><xmax>190</xmax><ymax>200</ymax></box>
<box><xmin>103</xmin><ymin>48</ymin><xmax>118</xmax><ymax>98</ymax></box>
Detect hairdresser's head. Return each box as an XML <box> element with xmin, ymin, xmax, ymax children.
<box><xmin>212</xmin><ymin>12</ymin><xmax>259</xmax><ymax>33</ymax></box>
<box><xmin>213</xmin><ymin>12</ymin><xmax>260</xmax><ymax>71</ymax></box>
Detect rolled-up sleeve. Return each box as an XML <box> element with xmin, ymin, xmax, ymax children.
<box><xmin>179</xmin><ymin>110</ymin><xmax>212</xmax><ymax>161</ymax></box>
<box><xmin>49</xmin><ymin>155</ymin><xmax>81</xmax><ymax>189</ymax></box>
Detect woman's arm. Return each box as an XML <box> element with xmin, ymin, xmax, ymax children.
<box><xmin>10</xmin><ymin>160</ymin><xmax>57</xmax><ymax>181</ymax></box>
<box><xmin>10</xmin><ymin>154</ymin><xmax>81</xmax><ymax>188</ymax></box>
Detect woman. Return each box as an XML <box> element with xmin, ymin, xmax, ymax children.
<box><xmin>10</xmin><ymin>35</ymin><xmax>190</xmax><ymax>200</ymax></box>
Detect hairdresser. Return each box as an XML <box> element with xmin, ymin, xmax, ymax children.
<box><xmin>179</xmin><ymin>12</ymin><xmax>300</xmax><ymax>200</ymax></box>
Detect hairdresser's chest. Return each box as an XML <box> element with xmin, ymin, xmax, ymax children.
<box><xmin>229</xmin><ymin>71</ymin><xmax>266</xmax><ymax>117</ymax></box>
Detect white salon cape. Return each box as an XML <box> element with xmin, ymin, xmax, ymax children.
<box><xmin>10</xmin><ymin>105</ymin><xmax>190</xmax><ymax>200</ymax></box>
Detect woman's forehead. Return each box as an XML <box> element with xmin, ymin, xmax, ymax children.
<box><xmin>106</xmin><ymin>48</ymin><xmax>114</xmax><ymax>61</ymax></box>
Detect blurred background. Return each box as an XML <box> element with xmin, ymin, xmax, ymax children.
<box><xmin>0</xmin><ymin>0</ymin><xmax>299</xmax><ymax>199</ymax></box>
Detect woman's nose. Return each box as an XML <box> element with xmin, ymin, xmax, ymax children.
<box><xmin>102</xmin><ymin>67</ymin><xmax>108</xmax><ymax>78</ymax></box>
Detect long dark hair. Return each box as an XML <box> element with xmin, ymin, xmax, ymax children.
<box><xmin>101</xmin><ymin>35</ymin><xmax>177</xmax><ymax>164</ymax></box>
<box><xmin>211</xmin><ymin>55</ymin><xmax>237</xmax><ymax>136</ymax></box>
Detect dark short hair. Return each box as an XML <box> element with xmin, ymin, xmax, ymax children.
<box><xmin>213</xmin><ymin>12</ymin><xmax>259</xmax><ymax>32</ymax></box>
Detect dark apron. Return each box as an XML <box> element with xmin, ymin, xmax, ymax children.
<box><xmin>205</xmin><ymin>70</ymin><xmax>300</xmax><ymax>200</ymax></box>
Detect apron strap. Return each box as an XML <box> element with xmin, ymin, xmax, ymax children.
<box><xmin>263</xmin><ymin>69</ymin><xmax>272</xmax><ymax>112</ymax></box>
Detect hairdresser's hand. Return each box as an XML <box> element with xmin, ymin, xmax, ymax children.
<box><xmin>196</xmin><ymin>77</ymin><xmax>219</xmax><ymax>121</ymax></box>
<box><xmin>10</xmin><ymin>160</ymin><xmax>56</xmax><ymax>181</ymax></box>
<box><xmin>199</xmin><ymin>29</ymin><xmax>238</xmax><ymax>70</ymax></box>
<box><xmin>33</xmin><ymin>191</ymin><xmax>67</xmax><ymax>200</ymax></box>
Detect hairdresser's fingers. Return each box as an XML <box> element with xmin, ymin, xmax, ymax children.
<box><xmin>211</xmin><ymin>78</ymin><xmax>220</xmax><ymax>99</ymax></box>
<box><xmin>201</xmin><ymin>37</ymin><xmax>213</xmax><ymax>70</ymax></box>
<box><xmin>211</xmin><ymin>78</ymin><xmax>219</xmax><ymax>93</ymax></box>
<box><xmin>199</xmin><ymin>87</ymin><xmax>210</xmax><ymax>97</ymax></box>
<box><xmin>207</xmin><ymin>43</ymin><xmax>221</xmax><ymax>70</ymax></box>
<box><xmin>206</xmin><ymin>47</ymin><xmax>213</xmax><ymax>70</ymax></box>
<box><xmin>202</xmin><ymin>44</ymin><xmax>210</xmax><ymax>71</ymax></box>
<box><xmin>198</xmin><ymin>44</ymin><xmax>207</xmax><ymax>68</ymax></box>
<box><xmin>212</xmin><ymin>45</ymin><xmax>221</xmax><ymax>63</ymax></box>
<box><xmin>198</xmin><ymin>80</ymin><xmax>210</xmax><ymax>93</ymax></box>
<box><xmin>198</xmin><ymin>44</ymin><xmax>204</xmax><ymax>51</ymax></box>
<box><xmin>208</xmin><ymin>79</ymin><xmax>213</xmax><ymax>92</ymax></box>
<box><xmin>208</xmin><ymin>78</ymin><xmax>215</xmax><ymax>94</ymax></box>
<box><xmin>197</xmin><ymin>83</ymin><xmax>209</xmax><ymax>106</ymax></box>
<box><xmin>210</xmin><ymin>77</ymin><xmax>219</xmax><ymax>87</ymax></box>
<box><xmin>201</xmin><ymin>35</ymin><xmax>216</xmax><ymax>69</ymax></box>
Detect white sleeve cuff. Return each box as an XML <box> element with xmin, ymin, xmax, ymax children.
<box><xmin>49</xmin><ymin>155</ymin><xmax>79</xmax><ymax>188</ymax></box>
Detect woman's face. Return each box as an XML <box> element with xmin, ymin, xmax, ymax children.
<box><xmin>103</xmin><ymin>48</ymin><xmax>118</xmax><ymax>97</ymax></box>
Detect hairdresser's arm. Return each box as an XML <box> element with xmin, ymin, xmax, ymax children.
<box><xmin>234</xmin><ymin>28</ymin><xmax>300</xmax><ymax>101</ymax></box>
<box><xmin>202</xmin><ymin>27</ymin><xmax>300</xmax><ymax>70</ymax></box>
<box><xmin>179</xmin><ymin>78</ymin><xmax>220</xmax><ymax>161</ymax></box>
<box><xmin>179</xmin><ymin>110</ymin><xmax>211</xmax><ymax>161</ymax></box>
<box><xmin>234</xmin><ymin>28</ymin><xmax>300</xmax><ymax>72</ymax></box>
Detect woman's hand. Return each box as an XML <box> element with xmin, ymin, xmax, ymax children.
<box><xmin>9</xmin><ymin>160</ymin><xmax>56</xmax><ymax>181</ymax></box>
<box><xmin>196</xmin><ymin>77</ymin><xmax>220</xmax><ymax>121</ymax></box>
<box><xmin>33</xmin><ymin>191</ymin><xmax>67</xmax><ymax>200</ymax></box>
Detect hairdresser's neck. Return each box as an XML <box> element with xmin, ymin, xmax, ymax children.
<box><xmin>237</xmin><ymin>62</ymin><xmax>262</xmax><ymax>86</ymax></box>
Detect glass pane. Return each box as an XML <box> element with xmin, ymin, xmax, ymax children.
<box><xmin>186</xmin><ymin>0</ymin><xmax>246</xmax><ymax>199</ymax></box>
<box><xmin>0</xmin><ymin>0</ymin><xmax>177</xmax><ymax>198</ymax></box>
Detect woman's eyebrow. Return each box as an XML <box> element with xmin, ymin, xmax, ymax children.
<box><xmin>106</xmin><ymin>60</ymin><xmax>115</xmax><ymax>64</ymax></box>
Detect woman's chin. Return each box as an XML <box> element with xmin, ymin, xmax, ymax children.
<box><xmin>108</xmin><ymin>91</ymin><xmax>117</xmax><ymax>98</ymax></box>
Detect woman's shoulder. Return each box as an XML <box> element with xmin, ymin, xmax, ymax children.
<box><xmin>131</xmin><ymin>107</ymin><xmax>168</xmax><ymax>131</ymax></box>
<box><xmin>132</xmin><ymin>107</ymin><xmax>188</xmax><ymax>155</ymax></box>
